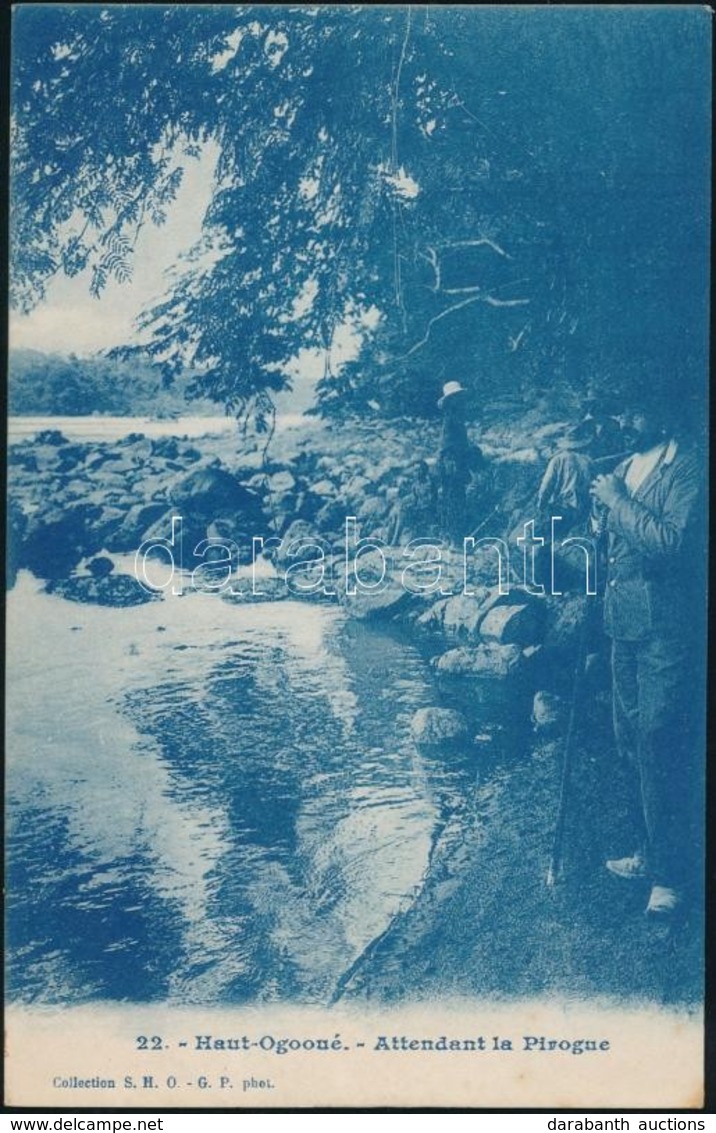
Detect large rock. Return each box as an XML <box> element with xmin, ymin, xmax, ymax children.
<box><xmin>105</xmin><ymin>502</ymin><xmax>170</xmax><ymax>552</ymax></box>
<box><xmin>479</xmin><ymin>602</ymin><xmax>541</xmax><ymax>646</ymax></box>
<box><xmin>168</xmin><ymin>466</ymin><xmax>265</xmax><ymax>528</ymax></box>
<box><xmin>20</xmin><ymin>505</ymin><xmax>106</xmax><ymax>579</ymax></box>
<box><xmin>314</xmin><ymin>499</ymin><xmax>346</xmax><ymax>533</ymax></box>
<box><xmin>441</xmin><ymin>594</ymin><xmax>485</xmax><ymax>640</ymax></box>
<box><xmin>309</xmin><ymin>478</ymin><xmax>338</xmax><ymax>499</ymax></box>
<box><xmin>120</xmin><ymin>436</ymin><xmax>155</xmax><ymax>461</ymax></box>
<box><xmin>83</xmin><ymin>451</ymin><xmax>116</xmax><ymax>473</ymax></box>
<box><xmin>138</xmin><ymin>509</ymin><xmax>209</xmax><ymax>571</ymax></box>
<box><xmin>117</xmin><ymin>432</ymin><xmax>148</xmax><ymax>446</ymax></box>
<box><xmin>8</xmin><ymin>446</ymin><xmax>39</xmax><ymax>472</ymax></box>
<box><xmin>341</xmin><ymin>576</ymin><xmax>412</xmax><ymax>621</ymax></box>
<box><xmin>441</xmin><ymin>585</ymin><xmax>510</xmax><ymax>642</ymax></box>
<box><xmin>45</xmin><ymin>573</ymin><xmax>162</xmax><ymax>607</ymax></box>
<box><xmin>410</xmin><ymin>707</ymin><xmax>469</xmax><ymax>747</ymax></box>
<box><xmin>416</xmin><ymin>597</ymin><xmax>450</xmax><ymax>632</ymax></box>
<box><xmin>276</xmin><ymin>519</ymin><xmax>328</xmax><ymax>564</ymax></box>
<box><xmin>35</xmin><ymin>429</ymin><xmax>67</xmax><ymax>446</ymax></box>
<box><xmin>151</xmin><ymin>436</ymin><xmax>181</xmax><ymax>460</ymax></box>
<box><xmin>433</xmin><ymin>642</ymin><xmax>524</xmax><ymax>678</ymax></box>
<box><xmin>55</xmin><ymin>444</ymin><xmax>87</xmax><ymax>472</ymax></box>
<box><xmin>343</xmin><ymin>474</ymin><xmax>372</xmax><ymax>505</ymax></box>
<box><xmin>266</xmin><ymin>470</ymin><xmax>296</xmax><ymax>494</ymax></box>
<box><xmin>179</xmin><ymin>445</ymin><xmax>202</xmax><ymax>464</ymax></box>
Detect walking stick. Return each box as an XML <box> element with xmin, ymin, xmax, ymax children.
<box><xmin>545</xmin><ymin>604</ymin><xmax>593</xmax><ymax>887</ymax></box>
<box><xmin>466</xmin><ymin>502</ymin><xmax>501</xmax><ymax>540</ymax></box>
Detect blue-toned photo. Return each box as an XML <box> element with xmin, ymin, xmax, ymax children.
<box><xmin>6</xmin><ymin>4</ymin><xmax>710</xmax><ymax>1109</ymax></box>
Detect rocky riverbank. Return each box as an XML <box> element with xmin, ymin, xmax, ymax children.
<box><xmin>8</xmin><ymin>411</ymin><xmax>608</xmax><ymax>745</ymax></box>
<box><xmin>7</xmin><ymin>412</ymin><xmax>702</xmax><ymax>1007</ymax></box>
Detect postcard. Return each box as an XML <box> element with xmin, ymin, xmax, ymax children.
<box><xmin>6</xmin><ymin>4</ymin><xmax>710</xmax><ymax>1110</ymax></box>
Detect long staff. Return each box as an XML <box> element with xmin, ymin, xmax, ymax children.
<box><xmin>545</xmin><ymin>604</ymin><xmax>593</xmax><ymax>887</ymax></box>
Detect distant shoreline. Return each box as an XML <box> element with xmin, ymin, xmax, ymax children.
<box><xmin>7</xmin><ymin>412</ymin><xmax>317</xmax><ymax>443</ymax></box>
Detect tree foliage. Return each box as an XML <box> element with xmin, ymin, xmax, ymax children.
<box><xmin>11</xmin><ymin>5</ymin><xmax>710</xmax><ymax>421</ymax></box>
<box><xmin>8</xmin><ymin>347</ymin><xmax>215</xmax><ymax>417</ymax></box>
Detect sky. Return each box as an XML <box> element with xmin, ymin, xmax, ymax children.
<box><xmin>9</xmin><ymin>152</ymin><xmax>214</xmax><ymax>358</ymax></box>
<box><xmin>8</xmin><ymin>142</ymin><xmax>365</xmax><ymax>414</ymax></box>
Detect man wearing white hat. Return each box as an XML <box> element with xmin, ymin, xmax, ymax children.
<box><xmin>437</xmin><ymin>380</ymin><xmax>475</xmax><ymax>543</ymax></box>
<box><xmin>437</xmin><ymin>380</ymin><xmax>466</xmax><ymax>408</ymax></box>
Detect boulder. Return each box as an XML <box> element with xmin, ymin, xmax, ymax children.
<box><xmin>410</xmin><ymin>707</ymin><xmax>469</xmax><ymax>747</ymax></box>
<box><xmin>276</xmin><ymin>519</ymin><xmax>328</xmax><ymax>564</ymax></box>
<box><xmin>179</xmin><ymin>446</ymin><xmax>202</xmax><ymax>464</ymax></box>
<box><xmin>335</xmin><ymin>548</ymin><xmax>412</xmax><ymax>619</ymax></box>
<box><xmin>479</xmin><ymin>602</ymin><xmax>541</xmax><ymax>646</ymax></box>
<box><xmin>314</xmin><ymin>499</ymin><xmax>346</xmax><ymax>533</ymax></box>
<box><xmin>343</xmin><ymin>474</ymin><xmax>372</xmax><ymax>503</ymax></box>
<box><xmin>138</xmin><ymin>509</ymin><xmax>207</xmax><ymax>570</ymax></box>
<box><xmin>416</xmin><ymin>597</ymin><xmax>450</xmax><ymax>632</ymax></box>
<box><xmin>86</xmin><ymin>555</ymin><xmax>115</xmax><ymax>579</ymax></box>
<box><xmin>126</xmin><ymin>436</ymin><xmax>155</xmax><ymax>459</ymax></box>
<box><xmin>35</xmin><ymin>429</ymin><xmax>67</xmax><ymax>446</ymax></box>
<box><xmin>357</xmin><ymin>496</ymin><xmax>390</xmax><ymax>526</ymax></box>
<box><xmin>105</xmin><ymin>502</ymin><xmax>169</xmax><ymax>552</ymax></box>
<box><xmin>11</xmin><ymin>451</ymin><xmax>40</xmax><ymax>475</ymax></box>
<box><xmin>151</xmin><ymin>436</ymin><xmax>181</xmax><ymax>460</ymax></box>
<box><xmin>55</xmin><ymin>444</ymin><xmax>87</xmax><ymax>472</ymax></box>
<box><xmin>85</xmin><ymin>505</ymin><xmax>127</xmax><ymax>544</ymax></box>
<box><xmin>64</xmin><ymin>478</ymin><xmax>100</xmax><ymax>498</ymax></box>
<box><xmin>168</xmin><ymin>466</ymin><xmax>264</xmax><ymax>528</ymax></box>
<box><xmin>33</xmin><ymin>445</ymin><xmax>65</xmax><ymax>471</ymax></box>
<box><xmin>20</xmin><ymin>505</ymin><xmax>106</xmax><ymax>579</ymax></box>
<box><xmin>45</xmin><ymin>573</ymin><xmax>161</xmax><ymax>607</ymax></box>
<box><xmin>433</xmin><ymin>642</ymin><xmax>523</xmax><ymax>678</ymax></box>
<box><xmin>266</xmin><ymin>470</ymin><xmax>296</xmax><ymax>494</ymax></box>
<box><xmin>441</xmin><ymin>594</ymin><xmax>485</xmax><ymax>640</ymax></box>
<box><xmin>441</xmin><ymin>586</ymin><xmax>509</xmax><ymax>641</ymax></box>
<box><xmin>309</xmin><ymin>478</ymin><xmax>338</xmax><ymax>498</ymax></box>
<box><xmin>83</xmin><ymin>451</ymin><xmax>115</xmax><ymax>473</ymax></box>
<box><xmin>203</xmin><ymin>518</ymin><xmax>255</xmax><ymax>567</ymax></box>
<box><xmin>341</xmin><ymin>576</ymin><xmax>412</xmax><ymax>621</ymax></box>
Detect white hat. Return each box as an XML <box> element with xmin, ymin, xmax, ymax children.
<box><xmin>438</xmin><ymin>380</ymin><xmax>466</xmax><ymax>407</ymax></box>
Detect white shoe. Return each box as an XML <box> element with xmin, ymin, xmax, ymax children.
<box><xmin>605</xmin><ymin>852</ymin><xmax>647</xmax><ymax>880</ymax></box>
<box><xmin>646</xmin><ymin>885</ymin><xmax>680</xmax><ymax>915</ymax></box>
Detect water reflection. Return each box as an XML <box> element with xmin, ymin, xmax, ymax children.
<box><xmin>7</xmin><ymin>578</ymin><xmax>478</xmax><ymax>1005</ymax></box>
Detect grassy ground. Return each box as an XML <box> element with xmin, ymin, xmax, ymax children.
<box><xmin>339</xmin><ymin>687</ymin><xmax>703</xmax><ymax>1009</ymax></box>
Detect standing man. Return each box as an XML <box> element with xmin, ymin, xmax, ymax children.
<box><xmin>590</xmin><ymin>391</ymin><xmax>704</xmax><ymax>915</ymax></box>
<box><xmin>537</xmin><ymin>421</ymin><xmax>596</xmax><ymax>534</ymax></box>
<box><xmin>437</xmin><ymin>380</ymin><xmax>476</xmax><ymax>544</ymax></box>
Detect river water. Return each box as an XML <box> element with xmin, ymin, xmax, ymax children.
<box><xmin>6</xmin><ymin>572</ymin><xmax>480</xmax><ymax>1007</ymax></box>
<box><xmin>7</xmin><ymin>414</ymin><xmax>312</xmax><ymax>442</ymax></box>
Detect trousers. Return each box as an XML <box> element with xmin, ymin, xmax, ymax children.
<box><xmin>611</xmin><ymin>633</ymin><xmax>701</xmax><ymax>888</ymax></box>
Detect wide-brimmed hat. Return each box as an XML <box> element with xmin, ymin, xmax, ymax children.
<box><xmin>438</xmin><ymin>381</ymin><xmax>466</xmax><ymax>407</ymax></box>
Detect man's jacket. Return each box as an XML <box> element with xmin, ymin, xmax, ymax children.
<box><xmin>603</xmin><ymin>441</ymin><xmax>704</xmax><ymax>641</ymax></box>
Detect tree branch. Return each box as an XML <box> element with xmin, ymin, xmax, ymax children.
<box><xmin>399</xmin><ymin>294</ymin><xmax>485</xmax><ymax>359</ymax></box>
<box><xmin>399</xmin><ymin>292</ymin><xmax>530</xmax><ymax>360</ymax></box>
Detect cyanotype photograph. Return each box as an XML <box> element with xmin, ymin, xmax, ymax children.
<box><xmin>6</xmin><ymin>4</ymin><xmax>710</xmax><ymax>1109</ymax></box>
